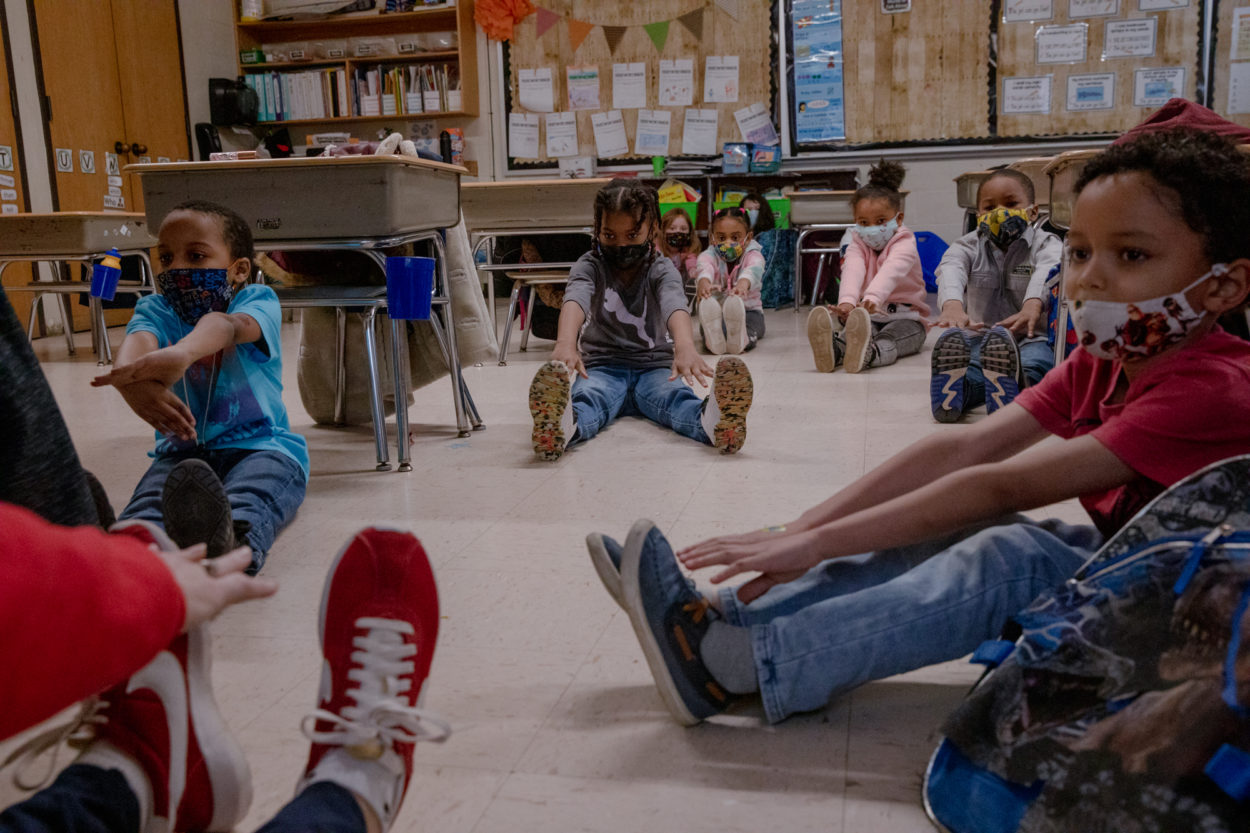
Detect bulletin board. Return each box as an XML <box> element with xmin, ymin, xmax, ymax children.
<box><xmin>840</xmin><ymin>2</ymin><xmax>991</xmax><ymax>143</ymax></box>
<box><xmin>1213</xmin><ymin>0</ymin><xmax>1250</xmax><ymax>126</ymax></box>
<box><xmin>504</xmin><ymin>0</ymin><xmax>775</xmax><ymax>165</ymax></box>
<box><xmin>996</xmin><ymin>0</ymin><xmax>1201</xmax><ymax>138</ymax></box>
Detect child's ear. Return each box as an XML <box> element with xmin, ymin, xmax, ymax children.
<box><xmin>896</xmin><ymin>211</ymin><xmax>905</xmax><ymax>225</ymax></box>
<box><xmin>1207</xmin><ymin>259</ymin><xmax>1250</xmax><ymax>313</ymax></box>
<box><xmin>1027</xmin><ymin>204</ymin><xmax>1039</xmax><ymax>222</ymax></box>
<box><xmin>229</xmin><ymin>257</ymin><xmax>253</xmax><ymax>287</ymax></box>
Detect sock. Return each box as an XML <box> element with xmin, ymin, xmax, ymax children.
<box><xmin>76</xmin><ymin>740</ymin><xmax>154</xmax><ymax>831</ymax></box>
<box><xmin>699</xmin><ymin>621</ymin><xmax>758</xmax><ymax>694</ymax></box>
<box><xmin>303</xmin><ymin>747</ymin><xmax>404</xmax><ymax>832</ymax></box>
<box><xmin>562</xmin><ymin>396</ymin><xmax>578</xmax><ymax>447</ymax></box>
<box><xmin>698</xmin><ymin>394</ymin><xmax>718</xmax><ymax>443</ymax></box>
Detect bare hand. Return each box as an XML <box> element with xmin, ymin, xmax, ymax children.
<box><xmin>551</xmin><ymin>342</ymin><xmax>587</xmax><ymax>379</ymax></box>
<box><xmin>154</xmin><ymin>543</ymin><xmax>278</xmax><ymax>631</ymax></box>
<box><xmin>670</xmin><ymin>346</ymin><xmax>713</xmax><ymax>386</ymax></box>
<box><xmin>679</xmin><ymin>529</ymin><xmax>822</xmax><ymax>604</ymax></box>
<box><xmin>936</xmin><ymin>305</ymin><xmax>971</xmax><ymax>329</ymax></box>
<box><xmin>696</xmin><ymin>279</ymin><xmax>714</xmax><ymax>300</ymax></box>
<box><xmin>997</xmin><ymin>298</ymin><xmax>1045</xmax><ymax>338</ymax></box>
<box><xmin>861</xmin><ymin>298</ymin><xmax>880</xmax><ymax>315</ymax></box>
<box><xmin>116</xmin><ymin>380</ymin><xmax>197</xmax><ymax>441</ymax></box>
<box><xmin>731</xmin><ymin>278</ymin><xmax>751</xmax><ymax>298</ymax></box>
<box><xmin>835</xmin><ymin>302</ymin><xmax>855</xmax><ymax>322</ymax></box>
<box><xmin>93</xmin><ymin>346</ymin><xmax>194</xmax><ymax>389</ymax></box>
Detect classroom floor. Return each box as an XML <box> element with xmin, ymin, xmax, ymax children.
<box><xmin>2</xmin><ymin>306</ymin><xmax>1087</xmax><ymax>832</ymax></box>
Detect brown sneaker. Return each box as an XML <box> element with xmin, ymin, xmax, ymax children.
<box><xmin>700</xmin><ymin>356</ymin><xmax>753</xmax><ymax>454</ymax></box>
<box><xmin>529</xmin><ymin>360</ymin><xmax>575</xmax><ymax>461</ymax></box>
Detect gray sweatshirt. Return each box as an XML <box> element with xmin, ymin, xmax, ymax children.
<box><xmin>935</xmin><ymin>226</ymin><xmax>1063</xmax><ymax>328</ymax></box>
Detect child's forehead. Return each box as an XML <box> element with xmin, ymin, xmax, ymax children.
<box><xmin>159</xmin><ymin>210</ymin><xmax>227</xmax><ymax>245</ymax></box>
<box><xmin>855</xmin><ymin>196</ymin><xmax>894</xmax><ymax>215</ymax></box>
<box><xmin>978</xmin><ymin>175</ymin><xmax>1028</xmax><ymax>203</ymax></box>
<box><xmin>712</xmin><ymin>215</ymin><xmax>749</xmax><ymax>233</ymax></box>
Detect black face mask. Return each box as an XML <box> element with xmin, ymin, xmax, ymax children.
<box><xmin>665</xmin><ymin>233</ymin><xmax>691</xmax><ymax>250</ymax></box>
<box><xmin>598</xmin><ymin>242</ymin><xmax>652</xmax><ymax>271</ymax></box>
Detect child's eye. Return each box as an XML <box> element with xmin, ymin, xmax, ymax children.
<box><xmin>1066</xmin><ymin>247</ymin><xmax>1089</xmax><ymax>263</ymax></box>
<box><xmin>1120</xmin><ymin>248</ymin><xmax>1148</xmax><ymax>263</ymax></box>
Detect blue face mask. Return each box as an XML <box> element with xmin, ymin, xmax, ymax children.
<box><xmin>157</xmin><ymin>268</ymin><xmax>235</xmax><ymax>326</ymax></box>
<box><xmin>856</xmin><ymin>216</ymin><xmax>899</xmax><ymax>251</ymax></box>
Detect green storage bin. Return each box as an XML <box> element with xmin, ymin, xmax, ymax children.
<box><xmin>658</xmin><ymin>201</ymin><xmax>699</xmax><ymax>226</ymax></box>
<box><xmin>712</xmin><ymin>198</ymin><xmax>790</xmax><ymax>230</ymax></box>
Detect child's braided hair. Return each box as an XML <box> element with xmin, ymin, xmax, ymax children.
<box><xmin>593</xmin><ymin>178</ymin><xmax>660</xmax><ymax>238</ymax></box>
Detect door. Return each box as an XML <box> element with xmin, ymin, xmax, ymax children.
<box><xmin>0</xmin><ymin>9</ymin><xmax>34</xmax><ymax>326</ymax></box>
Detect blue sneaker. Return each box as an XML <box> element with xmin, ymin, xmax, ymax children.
<box><xmin>619</xmin><ymin>519</ymin><xmax>733</xmax><ymax>725</ymax></box>
<box><xmin>930</xmin><ymin>328</ymin><xmax>973</xmax><ymax>423</ymax></box>
<box><xmin>585</xmin><ymin>531</ymin><xmax>625</xmax><ymax>609</ymax></box>
<box><xmin>981</xmin><ymin>326</ymin><xmax>1022</xmax><ymax>415</ymax></box>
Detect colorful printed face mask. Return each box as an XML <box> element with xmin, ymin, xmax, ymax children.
<box><xmin>1070</xmin><ymin>264</ymin><xmax>1218</xmax><ymax>362</ymax></box>
<box><xmin>665</xmin><ymin>233</ymin><xmax>691</xmax><ymax>250</ymax></box>
<box><xmin>157</xmin><ymin>268</ymin><xmax>234</xmax><ymax>326</ymax></box>
<box><xmin>598</xmin><ymin>241</ymin><xmax>652</xmax><ymax>271</ymax></box>
<box><xmin>977</xmin><ymin>207</ymin><xmax>1031</xmax><ymax>249</ymax></box>
<box><xmin>857</xmin><ymin>216</ymin><xmax>899</xmax><ymax>251</ymax></box>
<box><xmin>715</xmin><ymin>240</ymin><xmax>745</xmax><ymax>263</ymax></box>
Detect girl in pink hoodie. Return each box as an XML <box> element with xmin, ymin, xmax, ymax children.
<box><xmin>806</xmin><ymin>161</ymin><xmax>930</xmax><ymax>373</ymax></box>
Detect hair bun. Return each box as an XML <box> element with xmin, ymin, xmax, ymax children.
<box><xmin>867</xmin><ymin>160</ymin><xmax>906</xmax><ymax>192</ymax></box>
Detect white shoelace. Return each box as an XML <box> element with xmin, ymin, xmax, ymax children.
<box><xmin>1</xmin><ymin>697</ymin><xmax>107</xmax><ymax>790</ymax></box>
<box><xmin>301</xmin><ymin>617</ymin><xmax>450</xmax><ymax>754</ymax></box>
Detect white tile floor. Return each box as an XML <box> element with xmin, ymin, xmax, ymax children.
<box><xmin>3</xmin><ymin>307</ymin><xmax>1088</xmax><ymax>832</ymax></box>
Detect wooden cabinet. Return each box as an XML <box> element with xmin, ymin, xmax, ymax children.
<box><xmin>235</xmin><ymin>2</ymin><xmax>478</xmax><ymax>129</ymax></box>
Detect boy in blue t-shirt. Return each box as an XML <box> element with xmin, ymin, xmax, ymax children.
<box><xmin>93</xmin><ymin>200</ymin><xmax>308</xmax><ymax>574</ymax></box>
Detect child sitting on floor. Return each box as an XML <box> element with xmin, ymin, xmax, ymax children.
<box><xmin>655</xmin><ymin>208</ymin><xmax>702</xmax><ymax>301</ymax></box>
<box><xmin>930</xmin><ymin>168</ymin><xmax>1063</xmax><ymax>422</ymax></box>
<box><xmin>92</xmin><ymin>200</ymin><xmax>308</xmax><ymax>575</ymax></box>
<box><xmin>693</xmin><ymin>207</ymin><xmax>767</xmax><ymax>355</ymax></box>
<box><xmin>527</xmin><ymin>179</ymin><xmax>753</xmax><ymax>461</ymax></box>
<box><xmin>806</xmin><ymin>160</ymin><xmax>929</xmax><ymax>373</ymax></box>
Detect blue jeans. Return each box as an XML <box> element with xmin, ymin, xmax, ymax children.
<box><xmin>571</xmin><ymin>365</ymin><xmax>710</xmax><ymax>446</ymax></box>
<box><xmin>119</xmin><ymin>448</ymin><xmax>306</xmax><ymax>572</ymax></box>
<box><xmin>964</xmin><ymin>335</ymin><xmax>1053</xmax><ymax>411</ymax></box>
<box><xmin>717</xmin><ymin>516</ymin><xmax>1103</xmax><ymax>724</ymax></box>
<box><xmin>0</xmin><ymin>765</ymin><xmax>363</xmax><ymax>833</ymax></box>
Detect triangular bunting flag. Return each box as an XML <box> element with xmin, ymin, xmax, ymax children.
<box><xmin>602</xmin><ymin>25</ymin><xmax>627</xmax><ymax>54</ymax></box>
<box><xmin>677</xmin><ymin>8</ymin><xmax>703</xmax><ymax>41</ymax></box>
<box><xmin>567</xmin><ymin>17</ymin><xmax>595</xmax><ymax>52</ymax></box>
<box><xmin>535</xmin><ymin>7</ymin><xmax>559</xmax><ymax>38</ymax></box>
<box><xmin>713</xmin><ymin>0</ymin><xmax>739</xmax><ymax>20</ymax></box>
<box><xmin>643</xmin><ymin>20</ymin><xmax>670</xmax><ymax>52</ymax></box>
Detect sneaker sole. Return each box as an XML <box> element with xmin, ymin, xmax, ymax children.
<box><xmin>843</xmin><ymin>309</ymin><xmax>872</xmax><ymax>374</ymax></box>
<box><xmin>930</xmin><ymin>330</ymin><xmax>972</xmax><ymax>423</ymax></box>
<box><xmin>711</xmin><ymin>357</ymin><xmax>752</xmax><ymax>454</ymax></box>
<box><xmin>161</xmin><ymin>460</ymin><xmax>235</xmax><ymax>558</ymax></box>
<box><xmin>981</xmin><ymin>329</ymin><xmax>1022</xmax><ymax>415</ymax></box>
<box><xmin>186</xmin><ymin>624</ymin><xmax>254</xmax><ymax>831</ymax></box>
<box><xmin>529</xmin><ymin>362</ymin><xmax>571</xmax><ymax>462</ymax></box>
<box><xmin>723</xmin><ymin>296</ymin><xmax>747</xmax><ymax>356</ymax></box>
<box><xmin>586</xmin><ymin>532</ymin><xmax>625</xmax><ymax>610</ymax></box>
<box><xmin>619</xmin><ymin>519</ymin><xmax>702</xmax><ymax>727</ymax></box>
<box><xmin>698</xmin><ymin>300</ymin><xmax>726</xmax><ymax>355</ymax></box>
<box><xmin>807</xmin><ymin>307</ymin><xmax>837</xmax><ymax>373</ymax></box>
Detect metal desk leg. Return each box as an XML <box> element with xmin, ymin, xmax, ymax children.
<box><xmin>359</xmin><ymin>307</ymin><xmax>392</xmax><ymax>471</ymax></box>
<box><xmin>428</xmin><ymin>233</ymin><xmax>471</xmax><ymax>438</ymax></box>
<box><xmin>793</xmin><ymin>228</ymin><xmax>807</xmax><ymax>311</ymax></box>
<box><xmin>520</xmin><ymin>284</ymin><xmax>537</xmax><ymax>352</ymax></box>
<box><xmin>497</xmin><ymin>279</ymin><xmax>522</xmax><ymax>365</ymax></box>
<box><xmin>811</xmin><ymin>254</ymin><xmax>828</xmax><ymax>308</ymax></box>
<box><xmin>56</xmin><ymin>293</ymin><xmax>76</xmax><ymax>356</ymax></box>
<box><xmin>390</xmin><ymin>317</ymin><xmax>413</xmax><ymax>472</ymax></box>
<box><xmin>1054</xmin><ymin>301</ymin><xmax>1070</xmax><ymax>365</ymax></box>
<box><xmin>89</xmin><ymin>296</ymin><xmax>111</xmax><ymax>365</ymax></box>
<box><xmin>334</xmin><ymin>307</ymin><xmax>347</xmax><ymax>425</ymax></box>
<box><xmin>428</xmin><ymin>314</ymin><xmax>482</xmax><ymax>429</ymax></box>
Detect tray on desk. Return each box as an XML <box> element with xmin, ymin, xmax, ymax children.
<box><xmin>788</xmin><ymin>190</ymin><xmax>857</xmax><ymax>225</ymax></box>
<box><xmin>0</xmin><ymin>212</ymin><xmax>154</xmax><ymax>257</ymax></box>
<box><xmin>127</xmin><ymin>156</ymin><xmax>465</xmax><ymax>242</ymax></box>
<box><xmin>1044</xmin><ymin>149</ymin><xmax>1101</xmax><ymax>230</ymax></box>
<box><xmin>461</xmin><ymin>178</ymin><xmax>612</xmax><ymax>231</ymax></box>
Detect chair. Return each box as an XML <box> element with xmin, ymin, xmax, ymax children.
<box><xmin>912</xmin><ymin>231</ymin><xmax>949</xmax><ymax>294</ymax></box>
<box><xmin>497</xmin><ymin>269</ymin><xmax>569</xmax><ymax>365</ymax></box>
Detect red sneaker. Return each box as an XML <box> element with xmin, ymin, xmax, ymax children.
<box><xmin>297</xmin><ymin>528</ymin><xmax>449</xmax><ymax>830</ymax></box>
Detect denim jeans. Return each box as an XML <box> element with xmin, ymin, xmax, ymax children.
<box><xmin>0</xmin><ymin>765</ymin><xmax>363</xmax><ymax>833</ymax></box>
<box><xmin>717</xmin><ymin>516</ymin><xmax>1103</xmax><ymax>724</ymax></box>
<box><xmin>571</xmin><ymin>365</ymin><xmax>710</xmax><ymax>445</ymax></box>
<box><xmin>119</xmin><ymin>447</ymin><xmax>306</xmax><ymax>572</ymax></box>
<box><xmin>964</xmin><ymin>335</ymin><xmax>1053</xmax><ymax>411</ymax></box>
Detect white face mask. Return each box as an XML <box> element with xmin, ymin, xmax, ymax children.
<box><xmin>856</xmin><ymin>216</ymin><xmax>899</xmax><ymax>251</ymax></box>
<box><xmin>746</xmin><ymin>209</ymin><xmax>759</xmax><ymax>228</ymax></box>
<box><xmin>1069</xmin><ymin>264</ymin><xmax>1220</xmax><ymax>362</ymax></box>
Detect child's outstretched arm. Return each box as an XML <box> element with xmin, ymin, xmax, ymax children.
<box><xmin>683</xmin><ymin>409</ymin><xmax>1135</xmax><ymax>603</ymax></box>
<box><xmin>935</xmin><ymin>235</ymin><xmax>976</xmax><ymax>327</ymax></box>
<box><xmin>551</xmin><ymin>300</ymin><xmax>588</xmax><ymax>378</ymax></box>
<box><xmin>101</xmin><ymin>330</ymin><xmax>196</xmax><ymax>440</ymax></box>
<box><xmin>668</xmin><ymin>309</ymin><xmax>713</xmax><ymax>385</ymax></box>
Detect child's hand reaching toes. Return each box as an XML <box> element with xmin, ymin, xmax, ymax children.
<box><xmin>115</xmin><ymin>379</ymin><xmax>197</xmax><ymax>442</ymax></box>
<box><xmin>671</xmin><ymin>345</ymin><xmax>713</xmax><ymax>386</ymax></box>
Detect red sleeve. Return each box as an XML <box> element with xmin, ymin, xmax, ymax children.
<box><xmin>1091</xmin><ymin>349</ymin><xmax>1250</xmax><ymax>488</ymax></box>
<box><xmin>0</xmin><ymin>504</ymin><xmax>185</xmax><ymax>741</ymax></box>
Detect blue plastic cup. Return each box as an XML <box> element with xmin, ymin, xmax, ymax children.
<box><xmin>90</xmin><ymin>249</ymin><xmax>123</xmax><ymax>301</ymax></box>
<box><xmin>385</xmin><ymin>256</ymin><xmax>435</xmax><ymax>320</ymax></box>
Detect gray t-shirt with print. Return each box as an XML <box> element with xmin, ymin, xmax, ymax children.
<box><xmin>562</xmin><ymin>251</ymin><xmax>690</xmax><ymax>370</ymax></box>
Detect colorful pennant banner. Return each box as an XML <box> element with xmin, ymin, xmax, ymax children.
<box><xmin>530</xmin><ymin>3</ymin><xmax>710</xmax><ymax>54</ymax></box>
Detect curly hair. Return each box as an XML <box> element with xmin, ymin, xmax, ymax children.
<box><xmin>593</xmin><ymin>179</ymin><xmax>660</xmax><ymax>238</ymax></box>
<box><xmin>1074</xmin><ymin>129</ymin><xmax>1250</xmax><ymax>264</ymax></box>
<box><xmin>853</xmin><ymin>159</ymin><xmax>906</xmax><ymax>212</ymax></box>
<box><xmin>168</xmin><ymin>200</ymin><xmax>254</xmax><ymax>261</ymax></box>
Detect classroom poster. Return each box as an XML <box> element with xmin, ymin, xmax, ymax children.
<box><xmin>1229</xmin><ymin>62</ymin><xmax>1250</xmax><ymax>114</ymax></box>
<box><xmin>567</xmin><ymin>66</ymin><xmax>601</xmax><ymax>110</ymax></box>
<box><xmin>791</xmin><ymin>0</ymin><xmax>846</xmax><ymax>143</ymax></box>
<box><xmin>704</xmin><ymin>56</ymin><xmax>740</xmax><ymax>102</ymax></box>
<box><xmin>590</xmin><ymin>110</ymin><xmax>629</xmax><ymax>157</ymax></box>
<box><xmin>1066</xmin><ymin>72</ymin><xmax>1115</xmax><ymax>109</ymax></box>
<box><xmin>1133</xmin><ymin>66</ymin><xmax>1184</xmax><ymax>106</ymax></box>
<box><xmin>659</xmin><ymin>59</ymin><xmax>694</xmax><ymax>106</ymax></box>
<box><xmin>518</xmin><ymin>68</ymin><xmax>555</xmax><ymax>112</ymax></box>
<box><xmin>635</xmin><ymin>109</ymin><xmax>672</xmax><ymax>156</ymax></box>
<box><xmin>681</xmin><ymin>109</ymin><xmax>719</xmax><ymax>155</ymax></box>
<box><xmin>1004</xmin><ymin>0</ymin><xmax>1054</xmax><ymax>21</ymax></box>
<box><xmin>545</xmin><ymin>112</ymin><xmax>579</xmax><ymax>157</ymax></box>
<box><xmin>612</xmin><ymin>63</ymin><xmax>647</xmax><ymax>109</ymax></box>
<box><xmin>1002</xmin><ymin>75</ymin><xmax>1053</xmax><ymax>113</ymax></box>
<box><xmin>508</xmin><ymin>112</ymin><xmax>540</xmax><ymax>158</ymax></box>
<box><xmin>734</xmin><ymin>102</ymin><xmax>780</xmax><ymax>145</ymax></box>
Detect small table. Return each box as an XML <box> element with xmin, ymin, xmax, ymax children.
<box><xmin>0</xmin><ymin>212</ymin><xmax>157</xmax><ymax>364</ymax></box>
<box><xmin>127</xmin><ymin>156</ymin><xmax>479</xmax><ymax>472</ymax></box>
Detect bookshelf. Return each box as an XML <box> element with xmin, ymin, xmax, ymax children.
<box><xmin>234</xmin><ymin>2</ymin><xmax>478</xmax><ymax>126</ymax></box>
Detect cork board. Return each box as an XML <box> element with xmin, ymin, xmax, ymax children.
<box><xmin>997</xmin><ymin>0</ymin><xmax>1201</xmax><ymax>138</ymax></box>
<box><xmin>505</xmin><ymin>0</ymin><xmax>773</xmax><ymax>163</ymax></box>
<box><xmin>1213</xmin><ymin>0</ymin><xmax>1250</xmax><ymax>127</ymax></box>
<box><xmin>840</xmin><ymin>0</ymin><xmax>991</xmax><ymax>143</ymax></box>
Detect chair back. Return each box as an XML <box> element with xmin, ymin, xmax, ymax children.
<box><xmin>911</xmin><ymin>230</ymin><xmax>948</xmax><ymax>294</ymax></box>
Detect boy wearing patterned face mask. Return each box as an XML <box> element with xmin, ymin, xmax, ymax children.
<box><xmin>693</xmin><ymin>207</ymin><xmax>767</xmax><ymax>355</ymax></box>
<box><xmin>92</xmin><ymin>200</ymin><xmax>307</xmax><ymax>575</ymax></box>
<box><xmin>930</xmin><ymin>169</ymin><xmax>1063</xmax><ymax>423</ymax></box>
<box><xmin>806</xmin><ymin>160</ymin><xmax>929</xmax><ymax>374</ymax></box>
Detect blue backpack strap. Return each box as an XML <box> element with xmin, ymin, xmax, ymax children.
<box><xmin>1173</xmin><ymin>524</ymin><xmax>1236</xmax><ymax>596</ymax></box>
<box><xmin>1205</xmin><ymin>744</ymin><xmax>1250</xmax><ymax>801</ymax></box>
<box><xmin>1221</xmin><ymin>581</ymin><xmax>1250</xmax><ymax>717</ymax></box>
<box><xmin>971</xmin><ymin>640</ymin><xmax>1015</xmax><ymax>668</ymax></box>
